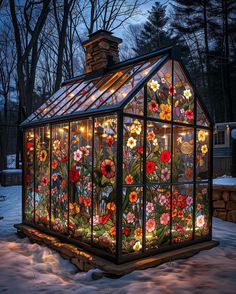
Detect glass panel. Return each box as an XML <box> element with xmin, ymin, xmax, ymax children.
<box><xmin>173</xmin><ymin>126</ymin><xmax>194</xmax><ymax>182</ymax></box>
<box><xmin>197</xmin><ymin>101</ymin><xmax>210</xmax><ymax>126</ymax></box>
<box><xmin>51</xmin><ymin>123</ymin><xmax>69</xmax><ymax>233</ymax></box>
<box><xmin>195</xmin><ymin>183</ymin><xmax>209</xmax><ymax>238</ymax></box>
<box><xmin>24</xmin><ymin>129</ymin><xmax>35</xmax><ymax>222</ymax></box>
<box><xmin>69</xmin><ymin>119</ymin><xmax>93</xmax><ymax>242</ymax></box>
<box><xmin>122</xmin><ymin>186</ymin><xmax>143</xmax><ymax>254</ymax></box>
<box><xmin>173</xmin><ymin>61</ymin><xmax>194</xmax><ymax>124</ymax></box>
<box><xmin>146</xmin><ymin>121</ymin><xmax>171</xmax><ymax>183</ymax></box>
<box><xmin>196</xmin><ymin>129</ymin><xmax>209</xmax><ymax>180</ymax></box>
<box><xmin>32</xmin><ymin>83</ymin><xmax>78</xmax><ymax>121</ymax></box>
<box><xmin>147</xmin><ymin>60</ymin><xmax>172</xmax><ymax>121</ymax></box>
<box><xmin>93</xmin><ymin>115</ymin><xmax>117</xmax><ymax>254</ymax></box>
<box><xmin>172</xmin><ymin>184</ymin><xmax>193</xmax><ymax>243</ymax></box>
<box><xmin>146</xmin><ymin>185</ymin><xmax>170</xmax><ymax>250</ymax></box>
<box><xmin>123</xmin><ymin>117</ymin><xmax>143</xmax><ymax>184</ymax></box>
<box><xmin>124</xmin><ymin>88</ymin><xmax>144</xmax><ymax>115</ymax></box>
<box><xmin>35</xmin><ymin>126</ymin><xmax>51</xmax><ymax>227</ymax></box>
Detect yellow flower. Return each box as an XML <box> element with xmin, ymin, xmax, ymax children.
<box><xmin>149</xmin><ymin>79</ymin><xmax>160</xmax><ymax>92</ymax></box>
<box><xmin>130</xmin><ymin>119</ymin><xmax>142</xmax><ymax>135</ymax></box>
<box><xmin>201</xmin><ymin>144</ymin><xmax>208</xmax><ymax>154</ymax></box>
<box><xmin>183</xmin><ymin>89</ymin><xmax>192</xmax><ymax>99</ymax></box>
<box><xmin>147</xmin><ymin>131</ymin><xmax>155</xmax><ymax>141</ymax></box>
<box><xmin>160</xmin><ymin>104</ymin><xmax>172</xmax><ymax>120</ymax></box>
<box><xmin>127</xmin><ymin>137</ymin><xmax>137</xmax><ymax>149</ymax></box>
<box><xmin>198</xmin><ymin>130</ymin><xmax>206</xmax><ymax>142</ymax></box>
<box><xmin>134</xmin><ymin>227</ymin><xmax>142</xmax><ymax>240</ymax></box>
<box><xmin>39</xmin><ymin>150</ymin><xmax>47</xmax><ymax>162</ymax></box>
<box><xmin>133</xmin><ymin>241</ymin><xmax>142</xmax><ymax>252</ymax></box>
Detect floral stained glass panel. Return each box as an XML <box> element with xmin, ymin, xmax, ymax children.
<box><xmin>173</xmin><ymin>61</ymin><xmax>194</xmax><ymax>124</ymax></box>
<box><xmin>123</xmin><ymin>117</ymin><xmax>144</xmax><ymax>184</ymax></box>
<box><xmin>35</xmin><ymin>126</ymin><xmax>50</xmax><ymax>227</ymax></box>
<box><xmin>146</xmin><ymin>122</ymin><xmax>171</xmax><ymax>183</ymax></box>
<box><xmin>173</xmin><ymin>126</ymin><xmax>194</xmax><ymax>182</ymax></box>
<box><xmin>51</xmin><ymin>123</ymin><xmax>69</xmax><ymax>233</ymax></box>
<box><xmin>93</xmin><ymin>115</ymin><xmax>117</xmax><ymax>254</ymax></box>
<box><xmin>147</xmin><ymin>60</ymin><xmax>172</xmax><ymax>121</ymax></box>
<box><xmin>195</xmin><ymin>183</ymin><xmax>209</xmax><ymax>238</ymax></box>
<box><xmin>24</xmin><ymin>129</ymin><xmax>35</xmax><ymax>222</ymax></box>
<box><xmin>146</xmin><ymin>185</ymin><xmax>170</xmax><ymax>250</ymax></box>
<box><xmin>172</xmin><ymin>184</ymin><xmax>193</xmax><ymax>243</ymax></box>
<box><xmin>196</xmin><ymin>129</ymin><xmax>209</xmax><ymax>180</ymax></box>
<box><xmin>69</xmin><ymin>119</ymin><xmax>93</xmax><ymax>242</ymax></box>
<box><xmin>122</xmin><ymin>187</ymin><xmax>143</xmax><ymax>254</ymax></box>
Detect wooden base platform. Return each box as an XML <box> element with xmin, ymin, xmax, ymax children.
<box><xmin>14</xmin><ymin>223</ymin><xmax>219</xmax><ymax>277</ymax></box>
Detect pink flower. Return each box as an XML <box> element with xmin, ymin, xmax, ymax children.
<box><xmin>41</xmin><ymin>176</ymin><xmax>48</xmax><ymax>186</ymax></box>
<box><xmin>80</xmin><ymin>146</ymin><xmax>89</xmax><ymax>156</ymax></box>
<box><xmin>186</xmin><ymin>196</ymin><xmax>193</xmax><ymax>206</ymax></box>
<box><xmin>146</xmin><ymin>202</ymin><xmax>154</xmax><ymax>213</ymax></box>
<box><xmin>88</xmin><ymin>181</ymin><xmax>93</xmax><ymax>191</ymax></box>
<box><xmin>89</xmin><ymin>215</ymin><xmax>99</xmax><ymax>225</ymax></box>
<box><xmin>160</xmin><ymin>213</ymin><xmax>170</xmax><ymax>225</ymax></box>
<box><xmin>126</xmin><ymin>212</ymin><xmax>135</xmax><ymax>223</ymax></box>
<box><xmin>148</xmin><ymin>100</ymin><xmax>159</xmax><ymax>112</ymax></box>
<box><xmin>52</xmin><ymin>173</ymin><xmax>58</xmax><ymax>181</ymax></box>
<box><xmin>161</xmin><ymin>167</ymin><xmax>170</xmax><ymax>181</ymax></box>
<box><xmin>159</xmin><ymin>194</ymin><xmax>167</xmax><ymax>206</ymax></box>
<box><xmin>146</xmin><ymin>218</ymin><xmax>156</xmax><ymax>232</ymax></box>
<box><xmin>73</xmin><ymin>149</ymin><xmax>83</xmax><ymax>162</ymax></box>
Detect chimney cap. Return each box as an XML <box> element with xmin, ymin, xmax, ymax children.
<box><xmin>82</xmin><ymin>29</ymin><xmax>122</xmax><ymax>47</ymax></box>
<box><xmin>88</xmin><ymin>29</ymin><xmax>113</xmax><ymax>38</ymax></box>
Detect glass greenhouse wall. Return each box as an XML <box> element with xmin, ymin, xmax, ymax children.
<box><xmin>22</xmin><ymin>50</ymin><xmax>212</xmax><ymax>263</ymax></box>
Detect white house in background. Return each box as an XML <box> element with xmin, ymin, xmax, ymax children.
<box><xmin>213</xmin><ymin>122</ymin><xmax>236</xmax><ymax>177</ymax></box>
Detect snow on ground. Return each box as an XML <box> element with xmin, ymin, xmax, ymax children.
<box><xmin>0</xmin><ymin>185</ymin><xmax>236</xmax><ymax>294</ymax></box>
<box><xmin>213</xmin><ymin>176</ymin><xmax>236</xmax><ymax>186</ymax></box>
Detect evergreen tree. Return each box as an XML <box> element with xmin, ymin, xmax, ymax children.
<box><xmin>134</xmin><ymin>2</ymin><xmax>173</xmax><ymax>55</ymax></box>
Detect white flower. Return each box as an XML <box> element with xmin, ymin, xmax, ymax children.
<box><xmin>126</xmin><ymin>212</ymin><xmax>135</xmax><ymax>223</ymax></box>
<box><xmin>133</xmin><ymin>241</ymin><xmax>142</xmax><ymax>252</ymax></box>
<box><xmin>161</xmin><ymin>167</ymin><xmax>170</xmax><ymax>181</ymax></box>
<box><xmin>73</xmin><ymin>149</ymin><xmax>83</xmax><ymax>162</ymax></box>
<box><xmin>127</xmin><ymin>137</ymin><xmax>137</xmax><ymax>149</ymax></box>
<box><xmin>183</xmin><ymin>89</ymin><xmax>192</xmax><ymax>99</ymax></box>
<box><xmin>130</xmin><ymin>119</ymin><xmax>142</xmax><ymax>135</ymax></box>
<box><xmin>153</xmin><ymin>138</ymin><xmax>159</xmax><ymax>147</ymax></box>
<box><xmin>146</xmin><ymin>202</ymin><xmax>154</xmax><ymax>213</ymax></box>
<box><xmin>196</xmin><ymin>215</ymin><xmax>205</xmax><ymax>228</ymax></box>
<box><xmin>149</xmin><ymin>79</ymin><xmax>160</xmax><ymax>92</ymax></box>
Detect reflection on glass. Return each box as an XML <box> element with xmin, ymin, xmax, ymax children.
<box><xmin>197</xmin><ymin>101</ymin><xmax>210</xmax><ymax>126</ymax></box>
<box><xmin>146</xmin><ymin>121</ymin><xmax>171</xmax><ymax>183</ymax></box>
<box><xmin>124</xmin><ymin>89</ymin><xmax>144</xmax><ymax>115</ymax></box>
<box><xmin>35</xmin><ymin>126</ymin><xmax>51</xmax><ymax>228</ymax></box>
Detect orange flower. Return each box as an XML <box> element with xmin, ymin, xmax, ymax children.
<box><xmin>107</xmin><ymin>202</ymin><xmax>116</xmax><ymax>211</ymax></box>
<box><xmin>186</xmin><ymin>215</ymin><xmax>192</xmax><ymax>221</ymax></box>
<box><xmin>110</xmin><ymin>226</ymin><xmax>116</xmax><ymax>236</ymax></box>
<box><xmin>134</xmin><ymin>227</ymin><xmax>142</xmax><ymax>240</ymax></box>
<box><xmin>75</xmin><ymin>204</ymin><xmax>80</xmax><ymax>213</ymax></box>
<box><xmin>160</xmin><ymin>103</ymin><xmax>172</xmax><ymax>120</ymax></box>
<box><xmin>125</xmin><ymin>174</ymin><xmax>134</xmax><ymax>184</ymax></box>
<box><xmin>64</xmin><ymin>193</ymin><xmax>68</xmax><ymax>201</ymax></box>
<box><xmin>129</xmin><ymin>191</ymin><xmax>138</xmax><ymax>203</ymax></box>
<box><xmin>147</xmin><ymin>131</ymin><xmax>155</xmax><ymax>141</ymax></box>
<box><xmin>172</xmin><ymin>209</ymin><xmax>177</xmax><ymax>217</ymax></box>
<box><xmin>178</xmin><ymin>210</ymin><xmax>184</xmax><ymax>219</ymax></box>
<box><xmin>197</xmin><ymin>203</ymin><xmax>202</xmax><ymax>210</ymax></box>
<box><xmin>69</xmin><ymin>202</ymin><xmax>74</xmax><ymax>210</ymax></box>
<box><xmin>61</xmin><ymin>179</ymin><xmax>66</xmax><ymax>189</ymax></box>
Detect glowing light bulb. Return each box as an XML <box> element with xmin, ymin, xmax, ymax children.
<box><xmin>110</xmin><ymin>89</ymin><xmax>115</xmax><ymax>94</ymax></box>
<box><xmin>162</xmin><ymin>124</ymin><xmax>168</xmax><ymax>128</ymax></box>
<box><xmin>80</xmin><ymin>126</ymin><xmax>85</xmax><ymax>133</ymax></box>
<box><xmin>59</xmin><ymin>128</ymin><xmax>64</xmax><ymax>133</ymax></box>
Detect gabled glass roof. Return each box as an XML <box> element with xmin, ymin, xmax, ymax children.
<box><xmin>22</xmin><ymin>52</ymin><xmax>169</xmax><ymax>126</ymax></box>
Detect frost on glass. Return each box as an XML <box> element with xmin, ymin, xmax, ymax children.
<box><xmin>146</xmin><ymin>121</ymin><xmax>171</xmax><ymax>183</ymax></box>
<box><xmin>173</xmin><ymin>126</ymin><xmax>194</xmax><ymax>182</ymax></box>
<box><xmin>51</xmin><ymin>123</ymin><xmax>69</xmax><ymax>233</ymax></box>
<box><xmin>124</xmin><ymin>88</ymin><xmax>144</xmax><ymax>115</ymax></box>
<box><xmin>69</xmin><ymin>119</ymin><xmax>93</xmax><ymax>241</ymax></box>
<box><xmin>196</xmin><ymin>129</ymin><xmax>209</xmax><ymax>180</ymax></box>
<box><xmin>146</xmin><ymin>185</ymin><xmax>170</xmax><ymax>250</ymax></box>
<box><xmin>123</xmin><ymin>117</ymin><xmax>144</xmax><ymax>184</ymax></box>
<box><xmin>24</xmin><ymin>129</ymin><xmax>35</xmax><ymax>222</ymax></box>
<box><xmin>93</xmin><ymin>115</ymin><xmax>117</xmax><ymax>254</ymax></box>
<box><xmin>195</xmin><ymin>183</ymin><xmax>209</xmax><ymax>238</ymax></box>
<box><xmin>172</xmin><ymin>184</ymin><xmax>193</xmax><ymax>243</ymax></box>
<box><xmin>147</xmin><ymin>60</ymin><xmax>172</xmax><ymax>121</ymax></box>
<box><xmin>122</xmin><ymin>187</ymin><xmax>143</xmax><ymax>254</ymax></box>
<box><xmin>173</xmin><ymin>61</ymin><xmax>194</xmax><ymax>124</ymax></box>
<box><xmin>35</xmin><ymin>126</ymin><xmax>50</xmax><ymax>227</ymax></box>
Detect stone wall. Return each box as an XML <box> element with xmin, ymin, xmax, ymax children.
<box><xmin>213</xmin><ymin>185</ymin><xmax>236</xmax><ymax>222</ymax></box>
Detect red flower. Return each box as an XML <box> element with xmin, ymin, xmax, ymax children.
<box><xmin>83</xmin><ymin>197</ymin><xmax>92</xmax><ymax>207</ymax></box>
<box><xmin>79</xmin><ymin>195</ymin><xmax>84</xmax><ymax>204</ymax></box>
<box><xmin>148</xmin><ymin>100</ymin><xmax>159</xmax><ymax>112</ymax></box>
<box><xmin>136</xmin><ymin>146</ymin><xmax>143</xmax><ymax>153</ymax></box>
<box><xmin>168</xmin><ymin>84</ymin><xmax>176</xmax><ymax>95</ymax></box>
<box><xmin>26</xmin><ymin>141</ymin><xmax>33</xmax><ymax>149</ymax></box>
<box><xmin>60</xmin><ymin>155</ymin><xmax>68</xmax><ymax>163</ymax></box>
<box><xmin>160</xmin><ymin>150</ymin><xmax>171</xmax><ymax>163</ymax></box>
<box><xmin>82</xmin><ymin>89</ymin><xmax>87</xmax><ymax>95</ymax></box>
<box><xmin>69</xmin><ymin>168</ymin><xmax>79</xmax><ymax>183</ymax></box>
<box><xmin>106</xmin><ymin>135</ymin><xmax>115</xmax><ymax>147</ymax></box>
<box><xmin>25</xmin><ymin>174</ymin><xmax>30</xmax><ymax>183</ymax></box>
<box><xmin>58</xmin><ymin>197</ymin><xmax>62</xmax><ymax>203</ymax></box>
<box><xmin>99</xmin><ymin>213</ymin><xmax>111</xmax><ymax>225</ymax></box>
<box><xmin>146</xmin><ymin>160</ymin><xmax>156</xmax><ymax>174</ymax></box>
<box><xmin>52</xmin><ymin>160</ymin><xmax>57</xmax><ymax>169</ymax></box>
<box><xmin>41</xmin><ymin>176</ymin><xmax>48</xmax><ymax>186</ymax></box>
<box><xmin>100</xmin><ymin>159</ymin><xmax>116</xmax><ymax>179</ymax></box>
<box><xmin>185</xmin><ymin>109</ymin><xmax>194</xmax><ymax>120</ymax></box>
<box><xmin>125</xmin><ymin>174</ymin><xmax>133</xmax><ymax>184</ymax></box>
<box><xmin>122</xmin><ymin>227</ymin><xmax>130</xmax><ymax>237</ymax></box>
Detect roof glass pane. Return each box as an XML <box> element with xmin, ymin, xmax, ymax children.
<box><xmin>197</xmin><ymin>101</ymin><xmax>210</xmax><ymax>126</ymax></box>
<box><xmin>124</xmin><ymin>88</ymin><xmax>144</xmax><ymax>115</ymax></box>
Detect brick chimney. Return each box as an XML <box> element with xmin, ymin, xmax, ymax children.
<box><xmin>82</xmin><ymin>30</ymin><xmax>122</xmax><ymax>73</ymax></box>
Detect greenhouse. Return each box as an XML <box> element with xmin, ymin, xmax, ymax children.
<box><xmin>21</xmin><ymin>31</ymin><xmax>212</xmax><ymax>264</ymax></box>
